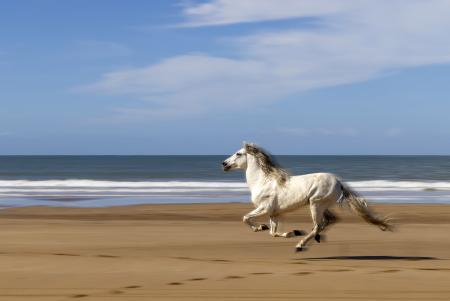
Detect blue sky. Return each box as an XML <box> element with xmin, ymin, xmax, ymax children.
<box><xmin>1</xmin><ymin>0</ymin><xmax>450</xmax><ymax>155</ymax></box>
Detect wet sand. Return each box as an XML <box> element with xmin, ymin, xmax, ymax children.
<box><xmin>0</xmin><ymin>203</ymin><xmax>449</xmax><ymax>300</ymax></box>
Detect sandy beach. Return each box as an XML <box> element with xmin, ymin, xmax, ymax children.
<box><xmin>0</xmin><ymin>203</ymin><xmax>449</xmax><ymax>300</ymax></box>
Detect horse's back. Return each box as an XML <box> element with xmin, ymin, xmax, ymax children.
<box><xmin>291</xmin><ymin>172</ymin><xmax>339</xmax><ymax>185</ymax></box>
<box><xmin>289</xmin><ymin>173</ymin><xmax>341</xmax><ymax>203</ymax></box>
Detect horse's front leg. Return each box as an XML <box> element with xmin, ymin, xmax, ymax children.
<box><xmin>269</xmin><ymin>216</ymin><xmax>305</xmax><ymax>238</ymax></box>
<box><xmin>243</xmin><ymin>205</ymin><xmax>270</xmax><ymax>232</ymax></box>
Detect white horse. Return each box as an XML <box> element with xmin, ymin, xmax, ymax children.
<box><xmin>222</xmin><ymin>142</ymin><xmax>392</xmax><ymax>252</ymax></box>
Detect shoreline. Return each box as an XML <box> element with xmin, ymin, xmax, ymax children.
<box><xmin>2</xmin><ymin>194</ymin><xmax>450</xmax><ymax>211</ymax></box>
<box><xmin>1</xmin><ymin>202</ymin><xmax>450</xmax><ymax>223</ymax></box>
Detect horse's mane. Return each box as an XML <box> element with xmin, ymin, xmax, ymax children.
<box><xmin>244</xmin><ymin>143</ymin><xmax>290</xmax><ymax>185</ymax></box>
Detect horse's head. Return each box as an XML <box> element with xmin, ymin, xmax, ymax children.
<box><xmin>222</xmin><ymin>143</ymin><xmax>249</xmax><ymax>172</ymax></box>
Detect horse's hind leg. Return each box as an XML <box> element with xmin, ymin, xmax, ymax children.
<box><xmin>314</xmin><ymin>209</ymin><xmax>339</xmax><ymax>242</ymax></box>
<box><xmin>295</xmin><ymin>204</ymin><xmax>324</xmax><ymax>252</ymax></box>
<box><xmin>323</xmin><ymin>209</ymin><xmax>339</xmax><ymax>226</ymax></box>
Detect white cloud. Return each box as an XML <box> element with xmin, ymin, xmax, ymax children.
<box><xmin>79</xmin><ymin>0</ymin><xmax>450</xmax><ymax>119</ymax></box>
<box><xmin>279</xmin><ymin>127</ymin><xmax>359</xmax><ymax>137</ymax></box>
<box><xmin>79</xmin><ymin>54</ymin><xmax>281</xmax><ymax>117</ymax></box>
<box><xmin>179</xmin><ymin>0</ymin><xmax>353</xmax><ymax>27</ymax></box>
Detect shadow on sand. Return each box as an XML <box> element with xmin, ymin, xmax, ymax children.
<box><xmin>301</xmin><ymin>256</ymin><xmax>436</xmax><ymax>261</ymax></box>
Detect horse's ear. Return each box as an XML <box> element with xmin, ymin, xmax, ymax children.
<box><xmin>243</xmin><ymin>141</ymin><xmax>254</xmax><ymax>152</ymax></box>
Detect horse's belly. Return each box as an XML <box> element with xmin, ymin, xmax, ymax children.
<box><xmin>275</xmin><ymin>193</ymin><xmax>308</xmax><ymax>214</ymax></box>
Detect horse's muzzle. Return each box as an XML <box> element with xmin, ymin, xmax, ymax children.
<box><xmin>222</xmin><ymin>162</ymin><xmax>231</xmax><ymax>171</ymax></box>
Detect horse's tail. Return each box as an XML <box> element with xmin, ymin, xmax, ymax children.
<box><xmin>340</xmin><ymin>183</ymin><xmax>393</xmax><ymax>231</ymax></box>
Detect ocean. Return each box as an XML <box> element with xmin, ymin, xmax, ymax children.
<box><xmin>1</xmin><ymin>155</ymin><xmax>450</xmax><ymax>208</ymax></box>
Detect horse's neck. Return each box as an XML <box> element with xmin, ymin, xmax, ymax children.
<box><xmin>245</xmin><ymin>155</ymin><xmax>266</xmax><ymax>191</ymax></box>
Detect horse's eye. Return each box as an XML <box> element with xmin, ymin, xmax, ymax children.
<box><xmin>236</xmin><ymin>153</ymin><xmax>242</xmax><ymax>156</ymax></box>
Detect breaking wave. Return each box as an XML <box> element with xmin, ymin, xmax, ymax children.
<box><xmin>0</xmin><ymin>179</ymin><xmax>449</xmax><ymax>198</ymax></box>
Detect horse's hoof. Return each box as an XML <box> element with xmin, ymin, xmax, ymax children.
<box><xmin>260</xmin><ymin>224</ymin><xmax>269</xmax><ymax>231</ymax></box>
<box><xmin>295</xmin><ymin>247</ymin><xmax>303</xmax><ymax>252</ymax></box>
<box><xmin>314</xmin><ymin>234</ymin><xmax>324</xmax><ymax>243</ymax></box>
<box><xmin>314</xmin><ymin>234</ymin><xmax>321</xmax><ymax>243</ymax></box>
<box><xmin>293</xmin><ymin>230</ymin><xmax>305</xmax><ymax>236</ymax></box>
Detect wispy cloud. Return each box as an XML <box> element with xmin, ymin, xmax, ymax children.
<box><xmin>279</xmin><ymin>127</ymin><xmax>359</xmax><ymax>137</ymax></box>
<box><xmin>178</xmin><ymin>0</ymin><xmax>351</xmax><ymax>27</ymax></box>
<box><xmin>78</xmin><ymin>0</ymin><xmax>450</xmax><ymax>120</ymax></box>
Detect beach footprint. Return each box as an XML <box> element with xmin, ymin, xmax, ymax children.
<box><xmin>52</xmin><ymin>253</ymin><xmax>80</xmax><ymax>257</ymax></box>
<box><xmin>71</xmin><ymin>294</ymin><xmax>89</xmax><ymax>298</ymax></box>
<box><xmin>292</xmin><ymin>271</ymin><xmax>313</xmax><ymax>275</ymax></box>
<box><xmin>96</xmin><ymin>254</ymin><xmax>119</xmax><ymax>258</ymax></box>
<box><xmin>319</xmin><ymin>269</ymin><xmax>353</xmax><ymax>272</ymax></box>
<box><xmin>376</xmin><ymin>269</ymin><xmax>401</xmax><ymax>273</ymax></box>
<box><xmin>123</xmin><ymin>285</ymin><xmax>142</xmax><ymax>289</ymax></box>
<box><xmin>224</xmin><ymin>275</ymin><xmax>245</xmax><ymax>279</ymax></box>
<box><xmin>187</xmin><ymin>277</ymin><xmax>207</xmax><ymax>281</ymax></box>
